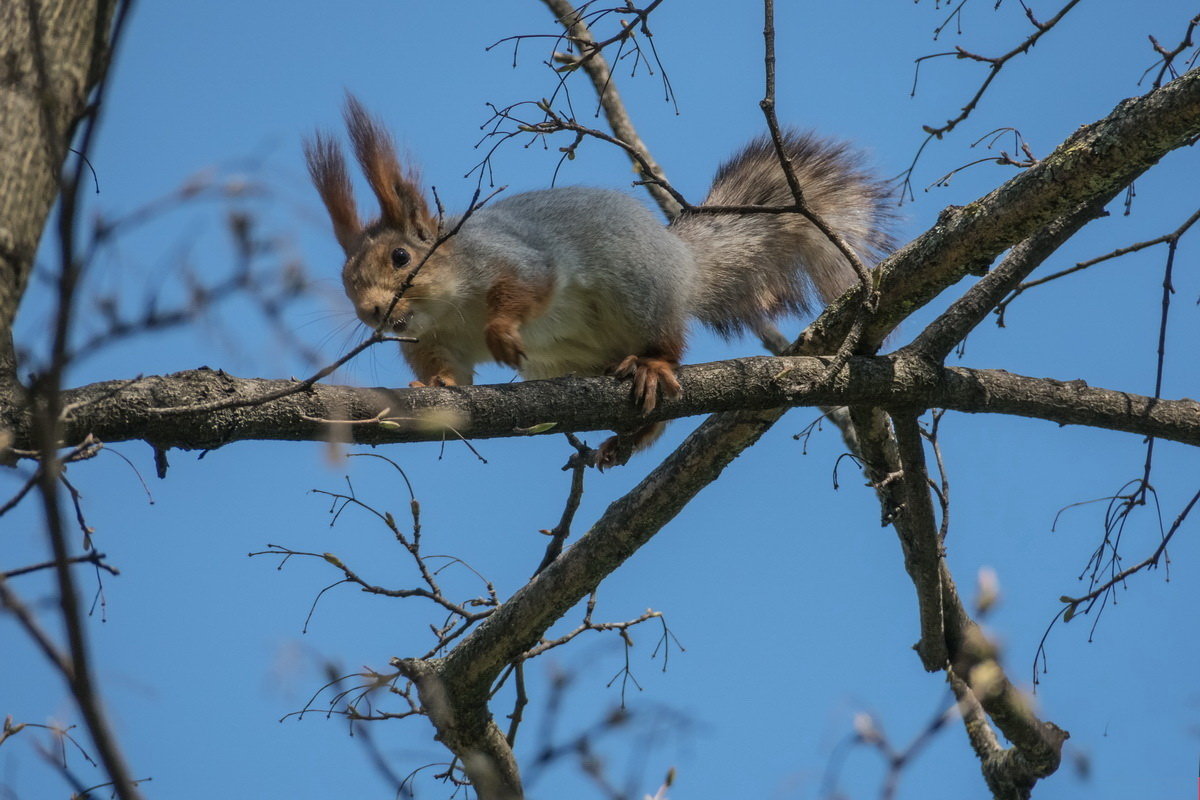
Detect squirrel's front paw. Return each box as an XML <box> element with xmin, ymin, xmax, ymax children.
<box><xmin>484</xmin><ymin>321</ymin><xmax>526</xmax><ymax>369</ymax></box>
<box><xmin>409</xmin><ymin>375</ymin><xmax>456</xmax><ymax>388</ymax></box>
<box><xmin>611</xmin><ymin>356</ymin><xmax>682</xmax><ymax>414</ymax></box>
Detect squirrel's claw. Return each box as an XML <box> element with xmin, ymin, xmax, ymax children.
<box><xmin>409</xmin><ymin>375</ymin><xmax>456</xmax><ymax>389</ymax></box>
<box><xmin>611</xmin><ymin>356</ymin><xmax>681</xmax><ymax>414</ymax></box>
<box><xmin>595</xmin><ymin>435</ymin><xmax>631</xmax><ymax>470</ymax></box>
<box><xmin>595</xmin><ymin>422</ymin><xmax>667</xmax><ymax>469</ymax></box>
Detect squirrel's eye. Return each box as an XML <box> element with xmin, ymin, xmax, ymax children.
<box><xmin>390</xmin><ymin>248</ymin><xmax>412</xmax><ymax>269</ymax></box>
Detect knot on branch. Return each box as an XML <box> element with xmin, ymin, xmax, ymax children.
<box><xmin>981</xmin><ymin>723</ymin><xmax>1069</xmax><ymax>800</ymax></box>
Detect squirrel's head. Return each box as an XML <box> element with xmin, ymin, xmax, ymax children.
<box><xmin>304</xmin><ymin>94</ymin><xmax>454</xmax><ymax>334</ymax></box>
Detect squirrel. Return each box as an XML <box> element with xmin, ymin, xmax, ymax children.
<box><xmin>306</xmin><ymin>96</ymin><xmax>892</xmax><ymax>466</ymax></box>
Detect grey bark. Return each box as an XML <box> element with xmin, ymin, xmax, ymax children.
<box><xmin>800</xmin><ymin>66</ymin><xmax>1200</xmax><ymax>356</ymax></box>
<box><xmin>0</xmin><ymin>0</ymin><xmax>115</xmax><ymax>389</ymax></box>
<box><xmin>1</xmin><ymin>357</ymin><xmax>1198</xmax><ymax>456</ymax></box>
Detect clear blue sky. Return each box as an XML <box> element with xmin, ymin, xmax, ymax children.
<box><xmin>3</xmin><ymin>2</ymin><xmax>1198</xmax><ymax>799</ymax></box>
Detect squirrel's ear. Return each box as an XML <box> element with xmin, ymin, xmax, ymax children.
<box><xmin>304</xmin><ymin>132</ymin><xmax>360</xmax><ymax>255</ymax></box>
<box><xmin>343</xmin><ymin>94</ymin><xmax>434</xmax><ymax>241</ymax></box>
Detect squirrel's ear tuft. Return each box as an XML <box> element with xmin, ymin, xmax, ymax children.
<box><xmin>304</xmin><ymin>132</ymin><xmax>360</xmax><ymax>255</ymax></box>
<box><xmin>343</xmin><ymin>93</ymin><xmax>433</xmax><ymax>240</ymax></box>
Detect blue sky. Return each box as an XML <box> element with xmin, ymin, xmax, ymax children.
<box><xmin>3</xmin><ymin>1</ymin><xmax>1198</xmax><ymax>799</ymax></box>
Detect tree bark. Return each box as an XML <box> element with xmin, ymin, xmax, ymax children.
<box><xmin>0</xmin><ymin>0</ymin><xmax>116</xmax><ymax>388</ymax></box>
<box><xmin>800</xmin><ymin>66</ymin><xmax>1200</xmax><ymax>355</ymax></box>
<box><xmin>2</xmin><ymin>357</ymin><xmax>1195</xmax><ymax>456</ymax></box>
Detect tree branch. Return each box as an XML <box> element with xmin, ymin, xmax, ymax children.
<box><xmin>905</xmin><ymin>194</ymin><xmax>1114</xmax><ymax>362</ymax></box>
<box><xmin>890</xmin><ymin>414</ymin><xmax>949</xmax><ymax>670</ymax></box>
<box><xmin>539</xmin><ymin>0</ymin><xmax>681</xmax><ymax>219</ymax></box>
<box><xmin>800</xmin><ymin>65</ymin><xmax>1200</xmax><ymax>356</ymax></box>
<box><xmin>4</xmin><ymin>356</ymin><xmax>1197</xmax><ymax>455</ymax></box>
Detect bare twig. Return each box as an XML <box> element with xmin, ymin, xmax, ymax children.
<box><xmin>23</xmin><ymin>1</ymin><xmax>145</xmax><ymax>796</ymax></box>
<box><xmin>1141</xmin><ymin>14</ymin><xmax>1200</xmax><ymax>88</ymax></box>
<box><xmin>538</xmin><ymin>0</ymin><xmax>680</xmax><ymax>217</ymax></box>
<box><xmin>148</xmin><ymin>185</ymin><xmax>504</xmax><ymax>417</ymax></box>
<box><xmin>146</xmin><ymin>331</ymin><xmax>406</xmax><ymax>416</ymax></box>
<box><xmin>533</xmin><ymin>433</ymin><xmax>590</xmax><ymax>575</ymax></box>
<box><xmin>1057</xmin><ymin>485</ymin><xmax>1199</xmax><ymax>623</ymax></box>
<box><xmin>757</xmin><ymin>0</ymin><xmax>879</xmax><ymax>389</ymax></box>
<box><xmin>996</xmin><ymin>207</ymin><xmax>1200</xmax><ymax>323</ymax></box>
<box><xmin>3</xmin><ymin>551</ymin><xmax>118</xmax><ymax>580</ymax></box>
<box><xmin>821</xmin><ymin>694</ymin><xmax>959</xmax><ymax>800</ymax></box>
<box><xmin>901</xmin><ymin>0</ymin><xmax>1084</xmax><ymax>198</ymax></box>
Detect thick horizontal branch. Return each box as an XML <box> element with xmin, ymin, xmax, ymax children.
<box><xmin>5</xmin><ymin>356</ymin><xmax>1198</xmax><ymax>454</ymax></box>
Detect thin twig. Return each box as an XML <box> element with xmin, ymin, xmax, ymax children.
<box><xmin>3</xmin><ymin>551</ymin><xmax>118</xmax><ymax>580</ymax></box>
<box><xmin>1058</xmin><ymin>484</ymin><xmax>1200</xmax><ymax>617</ymax></box>
<box><xmin>996</xmin><ymin>206</ymin><xmax>1200</xmax><ymax>323</ymax></box>
<box><xmin>900</xmin><ymin>0</ymin><xmax>1084</xmax><ymax>198</ymax></box>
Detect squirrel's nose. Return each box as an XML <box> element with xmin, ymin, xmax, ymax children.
<box><xmin>355</xmin><ymin>304</ymin><xmax>383</xmax><ymax>329</ymax></box>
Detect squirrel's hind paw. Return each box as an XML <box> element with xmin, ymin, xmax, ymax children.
<box><xmin>611</xmin><ymin>356</ymin><xmax>681</xmax><ymax>414</ymax></box>
<box><xmin>596</xmin><ymin>421</ymin><xmax>668</xmax><ymax>469</ymax></box>
<box><xmin>596</xmin><ymin>435</ymin><xmax>631</xmax><ymax>470</ymax></box>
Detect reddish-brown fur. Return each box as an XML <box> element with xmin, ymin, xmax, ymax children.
<box><xmin>484</xmin><ymin>270</ymin><xmax>555</xmax><ymax>369</ymax></box>
<box><xmin>303</xmin><ymin>134</ymin><xmax>360</xmax><ymax>254</ymax></box>
<box><xmin>609</xmin><ymin>331</ymin><xmax>685</xmax><ymax>414</ymax></box>
<box><xmin>343</xmin><ymin>96</ymin><xmax>430</xmax><ymax>240</ymax></box>
<box><xmin>402</xmin><ymin>340</ymin><xmax>467</xmax><ymax>388</ymax></box>
<box><xmin>596</xmin><ymin>333</ymin><xmax>685</xmax><ymax>467</ymax></box>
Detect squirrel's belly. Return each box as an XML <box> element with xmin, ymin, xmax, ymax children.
<box><xmin>514</xmin><ymin>277</ymin><xmax>662</xmax><ymax>379</ymax></box>
<box><xmin>518</xmin><ymin>334</ymin><xmax>615</xmax><ymax>379</ymax></box>
<box><xmin>519</xmin><ymin>313</ymin><xmax>645</xmax><ymax>380</ymax></box>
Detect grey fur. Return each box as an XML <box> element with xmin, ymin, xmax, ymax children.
<box><xmin>670</xmin><ymin>131</ymin><xmax>894</xmax><ymax>337</ymax></box>
<box><xmin>452</xmin><ymin>188</ymin><xmax>697</xmax><ymax>378</ymax></box>
<box><xmin>453</xmin><ymin>131</ymin><xmax>894</xmax><ymax>355</ymax></box>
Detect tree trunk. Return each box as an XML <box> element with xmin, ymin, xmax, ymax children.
<box><xmin>0</xmin><ymin>0</ymin><xmax>115</xmax><ymax>389</ymax></box>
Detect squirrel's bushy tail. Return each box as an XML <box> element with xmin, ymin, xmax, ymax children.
<box><xmin>670</xmin><ymin>132</ymin><xmax>894</xmax><ymax>337</ymax></box>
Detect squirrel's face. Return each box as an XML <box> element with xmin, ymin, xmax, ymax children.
<box><xmin>306</xmin><ymin>96</ymin><xmax>452</xmax><ymax>336</ymax></box>
<box><xmin>342</xmin><ymin>227</ymin><xmax>458</xmax><ymax>335</ymax></box>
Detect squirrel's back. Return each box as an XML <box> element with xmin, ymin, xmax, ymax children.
<box><xmin>458</xmin><ymin>188</ymin><xmax>696</xmax><ymax>378</ymax></box>
<box><xmin>459</xmin><ymin>130</ymin><xmax>893</xmax><ymax>359</ymax></box>
<box><xmin>462</xmin><ymin>187</ymin><xmax>694</xmax><ymax>301</ymax></box>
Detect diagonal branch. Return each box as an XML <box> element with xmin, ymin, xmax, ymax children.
<box><xmin>799</xmin><ymin>65</ymin><xmax>1200</xmax><ymax>357</ymax></box>
<box><xmin>392</xmin><ymin>385</ymin><xmax>784</xmax><ymax>799</ymax></box>
<box><xmin>995</xmin><ymin>205</ymin><xmax>1200</xmax><ymax>324</ymax></box>
<box><xmin>905</xmin><ymin>194</ymin><xmax>1115</xmax><ymax>362</ymax></box>
<box><xmin>539</xmin><ymin>0</ymin><xmax>681</xmax><ymax>218</ymax></box>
